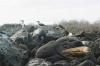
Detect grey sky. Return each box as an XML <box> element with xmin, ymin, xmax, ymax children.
<box><xmin>0</xmin><ymin>0</ymin><xmax>100</xmax><ymax>25</ymax></box>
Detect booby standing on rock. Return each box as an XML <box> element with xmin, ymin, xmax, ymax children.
<box><xmin>36</xmin><ymin>21</ymin><xmax>46</xmax><ymax>26</ymax></box>
<box><xmin>56</xmin><ymin>25</ymin><xmax>69</xmax><ymax>36</ymax></box>
<box><xmin>20</xmin><ymin>20</ymin><xmax>25</xmax><ymax>29</ymax></box>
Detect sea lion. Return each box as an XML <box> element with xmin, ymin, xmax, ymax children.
<box><xmin>62</xmin><ymin>46</ymin><xmax>91</xmax><ymax>57</ymax></box>
<box><xmin>35</xmin><ymin>36</ymin><xmax>84</xmax><ymax>62</ymax></box>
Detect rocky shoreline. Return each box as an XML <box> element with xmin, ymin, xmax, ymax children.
<box><xmin>0</xmin><ymin>25</ymin><xmax>100</xmax><ymax>66</ymax></box>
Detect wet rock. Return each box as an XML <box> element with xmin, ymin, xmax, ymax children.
<box><xmin>69</xmin><ymin>52</ymin><xmax>97</xmax><ymax>66</ymax></box>
<box><xmin>43</xmin><ymin>35</ymin><xmax>58</xmax><ymax>44</ymax></box>
<box><xmin>0</xmin><ymin>32</ymin><xmax>10</xmax><ymax>40</ymax></box>
<box><xmin>0</xmin><ymin>33</ymin><xmax>29</xmax><ymax>66</ymax></box>
<box><xmin>70</xmin><ymin>58</ymin><xmax>82</xmax><ymax>66</ymax></box>
<box><xmin>0</xmin><ymin>54</ymin><xmax>5</xmax><ymax>62</ymax></box>
<box><xmin>26</xmin><ymin>26</ymin><xmax>35</xmax><ymax>32</ymax></box>
<box><xmin>25</xmin><ymin>58</ymin><xmax>52</xmax><ymax>66</ymax></box>
<box><xmin>76</xmin><ymin>60</ymin><xmax>95</xmax><ymax>66</ymax></box>
<box><xmin>10</xmin><ymin>31</ymin><xmax>37</xmax><ymax>50</ymax></box>
<box><xmin>11</xmin><ymin>31</ymin><xmax>32</xmax><ymax>44</ymax></box>
<box><xmin>53</xmin><ymin>60</ymin><xmax>71</xmax><ymax>66</ymax></box>
<box><xmin>96</xmin><ymin>65</ymin><xmax>100</xmax><ymax>66</ymax></box>
<box><xmin>56</xmin><ymin>36</ymin><xmax>80</xmax><ymax>42</ymax></box>
<box><xmin>30</xmin><ymin>47</ymin><xmax>39</xmax><ymax>58</ymax></box>
<box><xmin>0</xmin><ymin>54</ymin><xmax>6</xmax><ymax>66</ymax></box>
<box><xmin>78</xmin><ymin>31</ymin><xmax>100</xmax><ymax>41</ymax></box>
<box><xmin>87</xmin><ymin>52</ymin><xmax>97</xmax><ymax>63</ymax></box>
<box><xmin>93</xmin><ymin>38</ymin><xmax>100</xmax><ymax>57</ymax></box>
<box><xmin>97</xmin><ymin>56</ymin><xmax>100</xmax><ymax>65</ymax></box>
<box><xmin>32</xmin><ymin>26</ymin><xmax>48</xmax><ymax>44</ymax></box>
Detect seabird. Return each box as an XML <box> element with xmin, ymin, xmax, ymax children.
<box><xmin>20</xmin><ymin>20</ymin><xmax>25</xmax><ymax>29</ymax></box>
<box><xmin>37</xmin><ymin>21</ymin><xmax>46</xmax><ymax>26</ymax></box>
<box><xmin>57</xmin><ymin>25</ymin><xmax>69</xmax><ymax>36</ymax></box>
<box><xmin>58</xmin><ymin>25</ymin><xmax>65</xmax><ymax>29</ymax></box>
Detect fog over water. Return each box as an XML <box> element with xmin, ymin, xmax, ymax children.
<box><xmin>0</xmin><ymin>0</ymin><xmax>100</xmax><ymax>25</ymax></box>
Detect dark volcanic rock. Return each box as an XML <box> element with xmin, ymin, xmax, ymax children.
<box><xmin>0</xmin><ymin>32</ymin><xmax>29</xmax><ymax>66</ymax></box>
<box><xmin>69</xmin><ymin>53</ymin><xmax>96</xmax><ymax>66</ymax></box>
<box><xmin>97</xmin><ymin>56</ymin><xmax>100</xmax><ymax>65</ymax></box>
<box><xmin>56</xmin><ymin>36</ymin><xmax>80</xmax><ymax>43</ymax></box>
<box><xmin>93</xmin><ymin>38</ymin><xmax>100</xmax><ymax>57</ymax></box>
<box><xmin>2</xmin><ymin>26</ymin><xmax>100</xmax><ymax>66</ymax></box>
<box><xmin>25</xmin><ymin>58</ymin><xmax>52</xmax><ymax>66</ymax></box>
<box><xmin>76</xmin><ymin>60</ymin><xmax>95</xmax><ymax>66</ymax></box>
<box><xmin>53</xmin><ymin>60</ymin><xmax>71</xmax><ymax>66</ymax></box>
<box><xmin>96</xmin><ymin>65</ymin><xmax>100</xmax><ymax>66</ymax></box>
<box><xmin>10</xmin><ymin>30</ymin><xmax>38</xmax><ymax>50</ymax></box>
<box><xmin>32</xmin><ymin>26</ymin><xmax>48</xmax><ymax>44</ymax></box>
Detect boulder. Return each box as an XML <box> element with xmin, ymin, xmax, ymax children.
<box><xmin>32</xmin><ymin>27</ymin><xmax>48</xmax><ymax>44</ymax></box>
<box><xmin>96</xmin><ymin>65</ymin><xmax>100</xmax><ymax>66</ymax></box>
<box><xmin>0</xmin><ymin>32</ymin><xmax>29</xmax><ymax>66</ymax></box>
<box><xmin>10</xmin><ymin>30</ymin><xmax>38</xmax><ymax>50</ymax></box>
<box><xmin>25</xmin><ymin>58</ymin><xmax>52</xmax><ymax>66</ymax></box>
<box><xmin>97</xmin><ymin>56</ymin><xmax>100</xmax><ymax>65</ymax></box>
<box><xmin>53</xmin><ymin>60</ymin><xmax>71</xmax><ymax>66</ymax></box>
<box><xmin>93</xmin><ymin>38</ymin><xmax>100</xmax><ymax>57</ymax></box>
<box><xmin>76</xmin><ymin>60</ymin><xmax>95</xmax><ymax>66</ymax></box>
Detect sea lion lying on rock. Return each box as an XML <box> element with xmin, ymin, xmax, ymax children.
<box><xmin>35</xmin><ymin>36</ymin><xmax>84</xmax><ymax>62</ymax></box>
<box><xmin>35</xmin><ymin>35</ymin><xmax>97</xmax><ymax>65</ymax></box>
